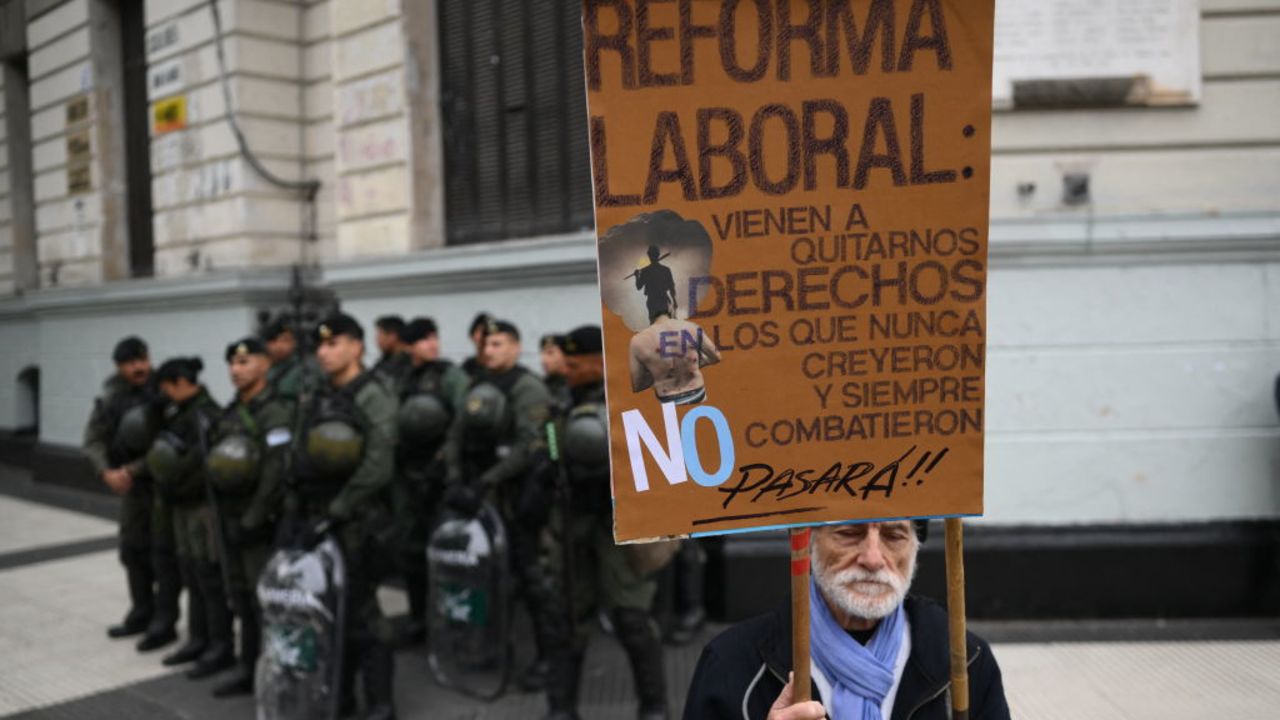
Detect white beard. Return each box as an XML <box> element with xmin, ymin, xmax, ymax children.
<box><xmin>813</xmin><ymin>550</ymin><xmax>917</xmax><ymax>622</ymax></box>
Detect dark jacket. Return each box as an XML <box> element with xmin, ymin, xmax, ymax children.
<box><xmin>682</xmin><ymin>595</ymin><xmax>1010</xmax><ymax>720</ymax></box>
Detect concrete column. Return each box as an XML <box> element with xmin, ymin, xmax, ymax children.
<box><xmin>401</xmin><ymin>0</ymin><xmax>445</xmax><ymax>251</ymax></box>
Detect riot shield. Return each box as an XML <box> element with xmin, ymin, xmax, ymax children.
<box><xmin>426</xmin><ymin>502</ymin><xmax>511</xmax><ymax>700</ymax></box>
<box><xmin>255</xmin><ymin>533</ymin><xmax>347</xmax><ymax>720</ymax></box>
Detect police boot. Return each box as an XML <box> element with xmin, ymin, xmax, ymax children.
<box><xmin>668</xmin><ymin>542</ymin><xmax>707</xmax><ymax>646</ymax></box>
<box><xmin>338</xmin><ymin>645</ymin><xmax>359</xmax><ymax>718</ymax></box>
<box><xmin>137</xmin><ymin>545</ymin><xmax>181</xmax><ymax>652</ymax></box>
<box><xmin>518</xmin><ymin>563</ymin><xmax>555</xmax><ymax>692</ymax></box>
<box><xmin>163</xmin><ymin>559</ymin><xmax>208</xmax><ymax>664</ymax></box>
<box><xmin>188</xmin><ymin>561</ymin><xmax>236</xmax><ymax>679</ymax></box>
<box><xmin>402</xmin><ymin>565</ymin><xmax>428</xmax><ymax>646</ymax></box>
<box><xmin>541</xmin><ymin>649</ymin><xmax>583</xmax><ymax>720</ymax></box>
<box><xmin>212</xmin><ymin>592</ymin><xmax>259</xmax><ymax>698</ymax></box>
<box><xmin>612</xmin><ymin>608</ymin><xmax>669</xmax><ymax>720</ymax></box>
<box><xmin>361</xmin><ymin>641</ymin><xmax>396</xmax><ymax>720</ymax></box>
<box><xmin>109</xmin><ymin>546</ymin><xmax>154</xmax><ymax>638</ymax></box>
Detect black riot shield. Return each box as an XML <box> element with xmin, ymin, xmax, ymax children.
<box><xmin>255</xmin><ymin>532</ymin><xmax>347</xmax><ymax>720</ymax></box>
<box><xmin>426</xmin><ymin>502</ymin><xmax>512</xmax><ymax>700</ymax></box>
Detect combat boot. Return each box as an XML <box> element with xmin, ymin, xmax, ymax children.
<box><xmin>212</xmin><ymin>592</ymin><xmax>259</xmax><ymax>697</ymax></box>
<box><xmin>401</xmin><ymin>563</ymin><xmax>428</xmax><ymax>646</ymax></box>
<box><xmin>667</xmin><ymin>541</ymin><xmax>707</xmax><ymax>645</ymax></box>
<box><xmin>361</xmin><ymin>640</ymin><xmax>397</xmax><ymax>720</ymax></box>
<box><xmin>542</xmin><ymin>648</ymin><xmax>583</xmax><ymax>720</ymax></box>
<box><xmin>188</xmin><ymin>561</ymin><xmax>235</xmax><ymax>679</ymax></box>
<box><xmin>163</xmin><ymin>559</ymin><xmax>208</xmax><ymax>664</ymax></box>
<box><xmin>137</xmin><ymin>545</ymin><xmax>181</xmax><ymax>652</ymax></box>
<box><xmin>613</xmin><ymin>608</ymin><xmax>669</xmax><ymax>720</ymax></box>
<box><xmin>108</xmin><ymin>547</ymin><xmax>154</xmax><ymax>638</ymax></box>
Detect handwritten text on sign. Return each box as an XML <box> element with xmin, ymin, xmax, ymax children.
<box><xmin>586</xmin><ymin>0</ymin><xmax>995</xmax><ymax>542</ymax></box>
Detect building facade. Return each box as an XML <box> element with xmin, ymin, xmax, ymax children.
<box><xmin>1</xmin><ymin>0</ymin><xmax>1278</xmax><ymax>618</ymax></box>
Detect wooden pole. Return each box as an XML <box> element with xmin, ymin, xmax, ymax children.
<box><xmin>790</xmin><ymin>527</ymin><xmax>812</xmax><ymax>702</ymax></box>
<box><xmin>944</xmin><ymin>518</ymin><xmax>970</xmax><ymax>720</ymax></box>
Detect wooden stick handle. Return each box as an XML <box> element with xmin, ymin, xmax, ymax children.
<box><xmin>790</xmin><ymin>527</ymin><xmax>812</xmax><ymax>702</ymax></box>
<box><xmin>944</xmin><ymin>518</ymin><xmax>970</xmax><ymax>720</ymax></box>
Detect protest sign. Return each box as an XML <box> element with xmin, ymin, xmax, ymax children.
<box><xmin>584</xmin><ymin>0</ymin><xmax>996</xmax><ymax>542</ymax></box>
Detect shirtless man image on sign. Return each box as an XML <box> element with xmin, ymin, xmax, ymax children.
<box><xmin>629</xmin><ymin>311</ymin><xmax>722</xmax><ymax>405</ymax></box>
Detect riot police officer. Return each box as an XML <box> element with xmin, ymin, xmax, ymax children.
<box><xmin>372</xmin><ymin>315</ymin><xmax>413</xmax><ymax>391</ymax></box>
<box><xmin>82</xmin><ymin>337</ymin><xmax>176</xmax><ymax>646</ymax></box>
<box><xmin>146</xmin><ymin>358</ymin><xmax>235</xmax><ymax>680</ymax></box>
<box><xmin>207</xmin><ymin>339</ymin><xmax>296</xmax><ymax>697</ymax></box>
<box><xmin>542</xmin><ymin>326</ymin><xmax>669</xmax><ymax>720</ymax></box>
<box><xmin>460</xmin><ymin>312</ymin><xmax>494</xmax><ymax>380</ymax></box>
<box><xmin>262</xmin><ymin>318</ymin><xmax>306</xmax><ymax>397</ymax></box>
<box><xmin>540</xmin><ymin>334</ymin><xmax>571</xmax><ymax>408</ymax></box>
<box><xmin>291</xmin><ymin>313</ymin><xmax>398</xmax><ymax>719</ymax></box>
<box><xmin>442</xmin><ymin>318</ymin><xmax>557</xmax><ymax>691</ymax></box>
<box><xmin>393</xmin><ymin>317</ymin><xmax>468</xmax><ymax>644</ymax></box>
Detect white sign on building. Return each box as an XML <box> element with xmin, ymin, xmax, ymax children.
<box><xmin>993</xmin><ymin>0</ymin><xmax>1201</xmax><ymax>108</ymax></box>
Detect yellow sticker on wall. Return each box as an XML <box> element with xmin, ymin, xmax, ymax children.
<box><xmin>153</xmin><ymin>96</ymin><xmax>187</xmax><ymax>135</ymax></box>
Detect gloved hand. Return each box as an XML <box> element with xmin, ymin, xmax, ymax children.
<box><xmin>444</xmin><ymin>483</ymin><xmax>482</xmax><ymax>517</ymax></box>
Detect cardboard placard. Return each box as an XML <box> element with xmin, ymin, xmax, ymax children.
<box><xmin>584</xmin><ymin>0</ymin><xmax>996</xmax><ymax>542</ymax></box>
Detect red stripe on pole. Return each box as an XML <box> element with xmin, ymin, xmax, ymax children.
<box><xmin>791</xmin><ymin>557</ymin><xmax>810</xmax><ymax>576</ymax></box>
<box><xmin>790</xmin><ymin>529</ymin><xmax>811</xmax><ymax>550</ymax></box>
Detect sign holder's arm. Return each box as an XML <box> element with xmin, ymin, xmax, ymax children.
<box><xmin>790</xmin><ymin>527</ymin><xmax>812</xmax><ymax>702</ymax></box>
<box><xmin>945</xmin><ymin>518</ymin><xmax>970</xmax><ymax>720</ymax></box>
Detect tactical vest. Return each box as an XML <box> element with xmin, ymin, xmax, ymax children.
<box><xmin>459</xmin><ymin>368</ymin><xmax>525</xmax><ymax>460</ymax></box>
<box><xmin>297</xmin><ymin>373</ymin><xmax>371</xmax><ymax>498</ymax></box>
<box><xmin>207</xmin><ymin>401</ymin><xmax>265</xmax><ymax>494</ymax></box>
<box><xmin>397</xmin><ymin>361</ymin><xmax>455</xmax><ymax>457</ymax></box>
<box><xmin>561</xmin><ymin>385</ymin><xmax>612</xmax><ymax>514</ymax></box>
<box><xmin>104</xmin><ymin>379</ymin><xmax>159</xmax><ymax>465</ymax></box>
<box><xmin>148</xmin><ymin>389</ymin><xmax>219</xmax><ymax>504</ymax></box>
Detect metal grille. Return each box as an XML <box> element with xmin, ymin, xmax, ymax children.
<box><xmin>438</xmin><ymin>0</ymin><xmax>595</xmax><ymax>245</ymax></box>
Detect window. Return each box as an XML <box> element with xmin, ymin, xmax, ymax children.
<box><xmin>438</xmin><ymin>0</ymin><xmax>595</xmax><ymax>245</ymax></box>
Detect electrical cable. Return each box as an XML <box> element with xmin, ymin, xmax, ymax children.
<box><xmin>207</xmin><ymin>0</ymin><xmax>321</xmax><ymax>206</ymax></box>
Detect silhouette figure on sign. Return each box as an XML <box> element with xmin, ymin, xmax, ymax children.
<box><xmin>632</xmin><ymin>245</ymin><xmax>677</xmax><ymax>322</ymax></box>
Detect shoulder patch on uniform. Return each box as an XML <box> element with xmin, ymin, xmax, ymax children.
<box><xmin>265</xmin><ymin>427</ymin><xmax>293</xmax><ymax>447</ymax></box>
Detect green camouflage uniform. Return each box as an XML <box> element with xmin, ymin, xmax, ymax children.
<box><xmin>394</xmin><ymin>359</ymin><xmax>469</xmax><ymax>626</ymax></box>
<box><xmin>267</xmin><ymin>353</ymin><xmax>306</xmax><ymax>398</ymax></box>
<box><xmin>443</xmin><ymin>365</ymin><xmax>556</xmax><ymax>674</ymax></box>
<box><xmin>373</xmin><ymin>351</ymin><xmax>414</xmax><ymax>395</ymax></box>
<box><xmin>208</xmin><ymin>384</ymin><xmax>295</xmax><ymax>686</ymax></box>
<box><xmin>83</xmin><ymin>374</ymin><xmax>161</xmax><ymax>560</ymax></box>
<box><xmin>211</xmin><ymin>385</ymin><xmax>294</xmax><ymax>596</ymax></box>
<box><xmin>542</xmin><ymin>380</ymin><xmax>666</xmax><ymax>716</ymax></box>
<box><xmin>150</xmin><ymin>386</ymin><xmax>223</xmax><ymax>562</ymax></box>
<box><xmin>292</xmin><ymin>369</ymin><xmax>398</xmax><ymax>701</ymax></box>
<box><xmin>148</xmin><ymin>385</ymin><xmax>229</xmax><ymax>666</ymax></box>
<box><xmin>443</xmin><ymin>366</ymin><xmax>552</xmax><ymax>513</ymax></box>
<box><xmin>83</xmin><ymin>373</ymin><xmax>168</xmax><ymax>636</ymax></box>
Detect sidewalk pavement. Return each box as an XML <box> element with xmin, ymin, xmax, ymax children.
<box><xmin>3</xmin><ymin>469</ymin><xmax>1280</xmax><ymax>719</ymax></box>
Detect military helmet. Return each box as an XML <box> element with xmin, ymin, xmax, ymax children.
<box><xmin>398</xmin><ymin>393</ymin><xmax>452</xmax><ymax>447</ymax></box>
<box><xmin>145</xmin><ymin>433</ymin><xmax>187</xmax><ymax>485</ymax></box>
<box><xmin>563</xmin><ymin>404</ymin><xmax>610</xmax><ymax>478</ymax></box>
<box><xmin>115</xmin><ymin>404</ymin><xmax>156</xmax><ymax>457</ymax></box>
<box><xmin>305</xmin><ymin>420</ymin><xmax>364</xmax><ymax>481</ymax></box>
<box><xmin>461</xmin><ymin>383</ymin><xmax>510</xmax><ymax>439</ymax></box>
<box><xmin>207</xmin><ymin>434</ymin><xmax>261</xmax><ymax>492</ymax></box>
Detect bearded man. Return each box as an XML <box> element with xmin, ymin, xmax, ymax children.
<box><xmin>681</xmin><ymin>521</ymin><xmax>1010</xmax><ymax>720</ymax></box>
